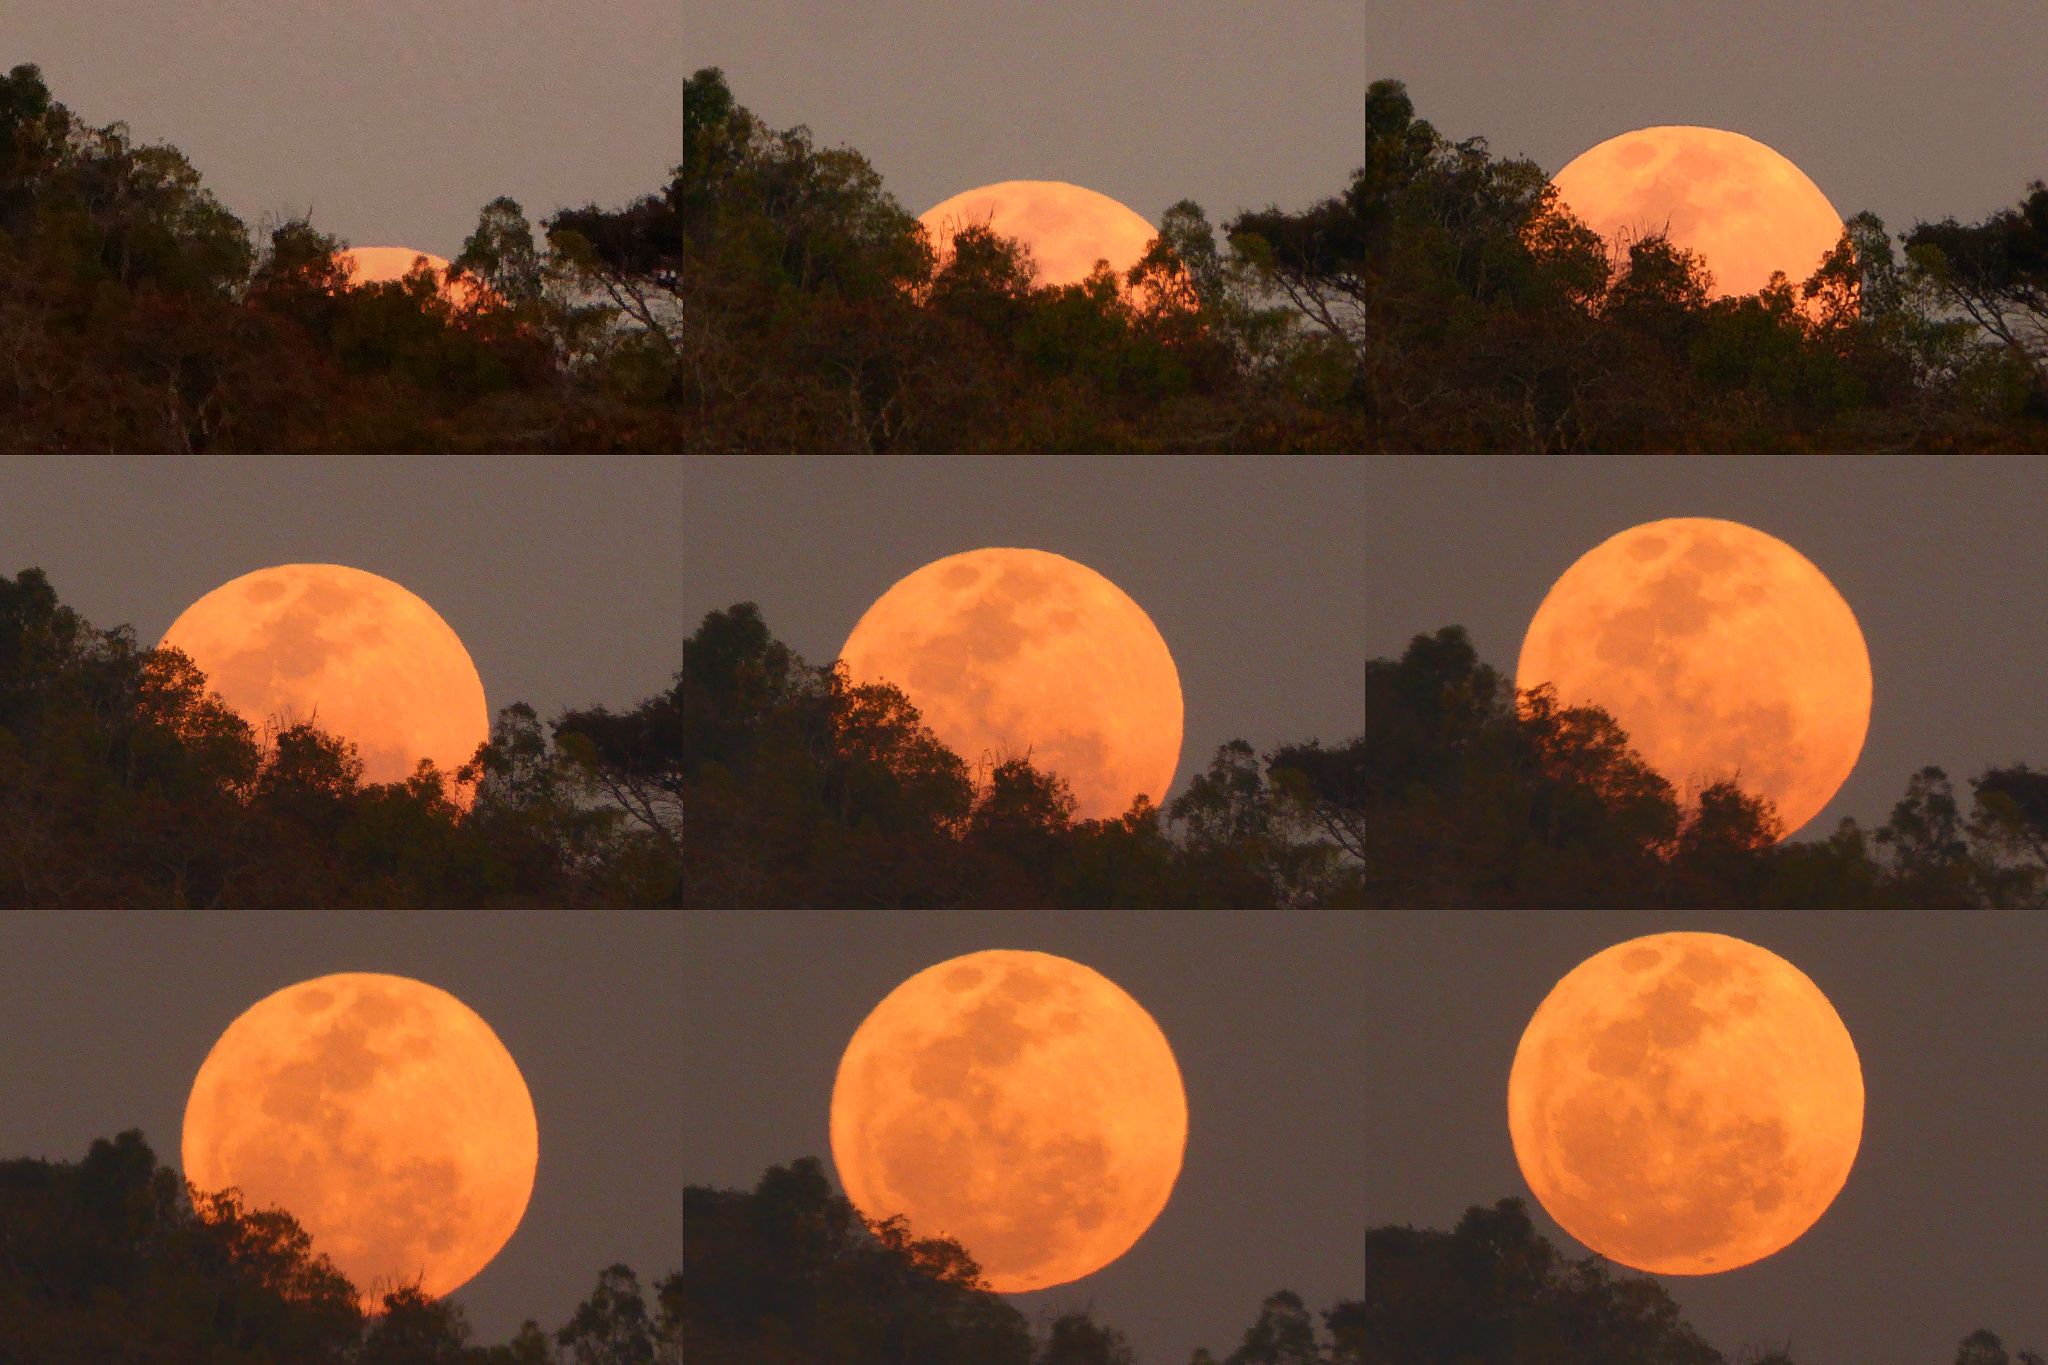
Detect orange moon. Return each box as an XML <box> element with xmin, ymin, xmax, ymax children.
<box><xmin>1515</xmin><ymin>517</ymin><xmax>1871</xmax><ymax>837</ymax></box>
<box><xmin>158</xmin><ymin>563</ymin><xmax>490</xmax><ymax>796</ymax></box>
<box><xmin>1507</xmin><ymin>931</ymin><xmax>1863</xmax><ymax>1275</ymax></box>
<box><xmin>181</xmin><ymin>972</ymin><xmax>539</xmax><ymax>1304</ymax></box>
<box><xmin>920</xmin><ymin>180</ymin><xmax>1157</xmax><ymax>289</ymax></box>
<box><xmin>340</xmin><ymin>246</ymin><xmax>454</xmax><ymax>286</ymax></box>
<box><xmin>829</xmin><ymin>949</ymin><xmax>1187</xmax><ymax>1293</ymax></box>
<box><xmin>338</xmin><ymin>246</ymin><xmax>481</xmax><ymax>307</ymax></box>
<box><xmin>1553</xmin><ymin>126</ymin><xmax>1844</xmax><ymax>299</ymax></box>
<box><xmin>838</xmin><ymin>547</ymin><xmax>1183</xmax><ymax>820</ymax></box>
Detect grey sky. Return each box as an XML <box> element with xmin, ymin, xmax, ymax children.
<box><xmin>13</xmin><ymin>1</ymin><xmax>2043</xmax><ymax>267</ymax></box>
<box><xmin>2</xmin><ymin>908</ymin><xmax>2042</xmax><ymax>1365</ymax></box>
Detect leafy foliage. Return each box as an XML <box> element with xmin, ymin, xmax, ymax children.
<box><xmin>1905</xmin><ymin>182</ymin><xmax>2048</xmax><ymax>415</ymax></box>
<box><xmin>1332</xmin><ymin>1199</ymin><xmax>1723</xmax><ymax>1365</ymax></box>
<box><xmin>1</xmin><ymin>568</ymin><xmax>2042</xmax><ymax>908</ymax></box>
<box><xmin>1</xmin><ymin>1131</ymin><xmax>362</xmax><ymax>1365</ymax></box>
<box><xmin>4</xmin><ymin>63</ymin><xmax>2044</xmax><ymax>450</ymax></box>
<box><xmin>1</xmin><ymin>1138</ymin><xmax>2036</xmax><ymax>1365</ymax></box>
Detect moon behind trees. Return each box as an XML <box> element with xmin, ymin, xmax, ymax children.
<box><xmin>829</xmin><ymin>949</ymin><xmax>1189</xmax><ymax>1293</ymax></box>
<box><xmin>339</xmin><ymin>246</ymin><xmax>454</xmax><ymax>286</ymax></box>
<box><xmin>181</xmin><ymin>972</ymin><xmax>540</xmax><ymax>1305</ymax></box>
<box><xmin>838</xmin><ymin>547</ymin><xmax>1184</xmax><ymax>821</ymax></box>
<box><xmin>919</xmin><ymin>180</ymin><xmax>1158</xmax><ymax>290</ymax></box>
<box><xmin>1507</xmin><ymin>932</ymin><xmax>1864</xmax><ymax>1275</ymax></box>
<box><xmin>336</xmin><ymin>246</ymin><xmax>482</xmax><ymax>307</ymax></box>
<box><xmin>158</xmin><ymin>563</ymin><xmax>491</xmax><ymax>801</ymax></box>
<box><xmin>1515</xmin><ymin>517</ymin><xmax>1872</xmax><ymax>837</ymax></box>
<box><xmin>1552</xmin><ymin>126</ymin><xmax>1845</xmax><ymax>302</ymax></box>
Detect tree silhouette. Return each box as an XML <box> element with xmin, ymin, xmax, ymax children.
<box><xmin>676</xmin><ymin>1157</ymin><xmax>1032</xmax><ymax>1365</ymax></box>
<box><xmin>1037</xmin><ymin>1313</ymin><xmax>1139</xmax><ymax>1365</ymax></box>
<box><xmin>0</xmin><ymin>566</ymin><xmax>2041</xmax><ymax>908</ymax></box>
<box><xmin>1967</xmin><ymin>764</ymin><xmax>2048</xmax><ymax>902</ymax></box>
<box><xmin>1906</xmin><ymin>182</ymin><xmax>2048</xmax><ymax>413</ymax></box>
<box><xmin>1261</xmin><ymin>626</ymin><xmax>1771</xmax><ymax>907</ymax></box>
<box><xmin>552</xmin><ymin>1264</ymin><xmax>671</xmax><ymax>1365</ymax></box>
<box><xmin>1876</xmin><ymin>766</ymin><xmax>1980</xmax><ymax>906</ymax></box>
<box><xmin>0</xmin><ymin>1131</ymin><xmax>360</xmax><ymax>1364</ymax></box>
<box><xmin>1327</xmin><ymin>1199</ymin><xmax>1723</xmax><ymax>1365</ymax></box>
<box><xmin>549</xmin><ymin>602</ymin><xmax>981</xmax><ymax>905</ymax></box>
<box><xmin>5</xmin><ymin>61</ymin><xmax>2048</xmax><ymax>448</ymax></box>
<box><xmin>1954</xmin><ymin>1330</ymin><xmax>2047</xmax><ymax>1365</ymax></box>
<box><xmin>3</xmin><ymin>1139</ymin><xmax>2036</xmax><ymax>1363</ymax></box>
<box><xmin>1212</xmin><ymin>1289</ymin><xmax>1328</xmax><ymax>1365</ymax></box>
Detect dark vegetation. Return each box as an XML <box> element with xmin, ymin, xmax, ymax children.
<box><xmin>4</xmin><ymin>63</ymin><xmax>2046</xmax><ymax>452</ymax></box>
<box><xmin>1</xmin><ymin>565</ymin><xmax>2043</xmax><ymax>909</ymax></box>
<box><xmin>1</xmin><ymin>1136</ymin><xmax>2035</xmax><ymax>1365</ymax></box>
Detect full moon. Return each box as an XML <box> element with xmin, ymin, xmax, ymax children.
<box><xmin>1515</xmin><ymin>517</ymin><xmax>1871</xmax><ymax>837</ymax></box>
<box><xmin>182</xmin><ymin>972</ymin><xmax>539</xmax><ymax>1304</ymax></box>
<box><xmin>829</xmin><ymin>949</ymin><xmax>1187</xmax><ymax>1293</ymax></box>
<box><xmin>919</xmin><ymin>180</ymin><xmax>1157</xmax><ymax>289</ymax></box>
<box><xmin>838</xmin><ymin>547</ymin><xmax>1183</xmax><ymax>820</ymax></box>
<box><xmin>159</xmin><ymin>563</ymin><xmax>490</xmax><ymax>797</ymax></box>
<box><xmin>1507</xmin><ymin>931</ymin><xmax>1863</xmax><ymax>1275</ymax></box>
<box><xmin>1553</xmin><ymin>126</ymin><xmax>1845</xmax><ymax>299</ymax></box>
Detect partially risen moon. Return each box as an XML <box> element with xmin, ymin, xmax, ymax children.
<box><xmin>1516</xmin><ymin>518</ymin><xmax>1871</xmax><ymax>837</ymax></box>
<box><xmin>1508</xmin><ymin>931</ymin><xmax>1863</xmax><ymax>1274</ymax></box>
<box><xmin>182</xmin><ymin>972</ymin><xmax>539</xmax><ymax>1304</ymax></box>
<box><xmin>159</xmin><ymin>563</ymin><xmax>490</xmax><ymax>796</ymax></box>
<box><xmin>340</xmin><ymin>246</ymin><xmax>454</xmax><ymax>287</ymax></box>
<box><xmin>838</xmin><ymin>547</ymin><xmax>1183</xmax><ymax>820</ymax></box>
<box><xmin>338</xmin><ymin>246</ymin><xmax>481</xmax><ymax>307</ymax></box>
<box><xmin>1553</xmin><ymin>126</ymin><xmax>1844</xmax><ymax>299</ymax></box>
<box><xmin>920</xmin><ymin>180</ymin><xmax>1157</xmax><ymax>289</ymax></box>
<box><xmin>830</xmin><ymin>949</ymin><xmax>1188</xmax><ymax>1293</ymax></box>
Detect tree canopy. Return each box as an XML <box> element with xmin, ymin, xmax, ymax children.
<box><xmin>1</xmin><ymin>1137</ymin><xmax>2036</xmax><ymax>1365</ymax></box>
<box><xmin>0</xmin><ymin>567</ymin><xmax>2041</xmax><ymax>909</ymax></box>
<box><xmin>5</xmin><ymin>63</ymin><xmax>2044</xmax><ymax>451</ymax></box>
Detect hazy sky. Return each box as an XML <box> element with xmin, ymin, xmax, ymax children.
<box><xmin>2</xmin><ymin>908</ymin><xmax>2042</xmax><ymax>1365</ymax></box>
<box><xmin>13</xmin><ymin>1</ymin><xmax>2043</xmax><ymax>265</ymax></box>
